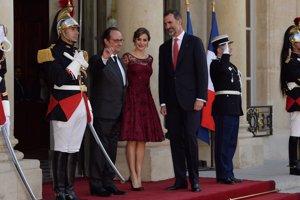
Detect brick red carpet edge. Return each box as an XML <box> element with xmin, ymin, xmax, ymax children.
<box><xmin>42</xmin><ymin>177</ymin><xmax>300</xmax><ymax>200</ymax></box>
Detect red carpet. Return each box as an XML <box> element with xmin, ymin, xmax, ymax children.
<box><xmin>42</xmin><ymin>177</ymin><xmax>300</xmax><ymax>200</ymax></box>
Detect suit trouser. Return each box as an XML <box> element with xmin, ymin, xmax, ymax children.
<box><xmin>166</xmin><ymin>99</ymin><xmax>200</xmax><ymax>185</ymax></box>
<box><xmin>214</xmin><ymin>115</ymin><xmax>239</xmax><ymax>180</ymax></box>
<box><xmin>89</xmin><ymin>117</ymin><xmax>120</xmax><ymax>188</ymax></box>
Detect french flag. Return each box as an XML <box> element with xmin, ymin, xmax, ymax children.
<box><xmin>195</xmin><ymin>9</ymin><xmax>219</xmax><ymax>144</ymax></box>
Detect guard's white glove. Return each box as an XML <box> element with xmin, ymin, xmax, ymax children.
<box><xmin>0</xmin><ymin>25</ymin><xmax>4</xmax><ymax>45</ymax></box>
<box><xmin>88</xmin><ymin>100</ymin><xmax>93</xmax><ymax>125</ymax></box>
<box><xmin>0</xmin><ymin>25</ymin><xmax>12</xmax><ymax>52</ymax></box>
<box><xmin>2</xmin><ymin>100</ymin><xmax>10</xmax><ymax>137</ymax></box>
<box><xmin>0</xmin><ymin>76</ymin><xmax>2</xmax><ymax>83</ymax></box>
<box><xmin>64</xmin><ymin>51</ymin><xmax>89</xmax><ymax>79</ymax></box>
<box><xmin>223</xmin><ymin>42</ymin><xmax>230</xmax><ymax>55</ymax></box>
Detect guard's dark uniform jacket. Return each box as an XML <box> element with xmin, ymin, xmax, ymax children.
<box><xmin>210</xmin><ymin>54</ymin><xmax>243</xmax><ymax>116</ymax></box>
<box><xmin>284</xmin><ymin>52</ymin><xmax>300</xmax><ymax>112</ymax></box>
<box><xmin>0</xmin><ymin>48</ymin><xmax>8</xmax><ymax>100</ymax></box>
<box><xmin>0</xmin><ymin>48</ymin><xmax>8</xmax><ymax>125</ymax></box>
<box><xmin>37</xmin><ymin>39</ymin><xmax>90</xmax><ymax>122</ymax></box>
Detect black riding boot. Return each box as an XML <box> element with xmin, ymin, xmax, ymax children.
<box><xmin>289</xmin><ymin>136</ymin><xmax>300</xmax><ymax>175</ymax></box>
<box><xmin>53</xmin><ymin>151</ymin><xmax>68</xmax><ymax>200</ymax></box>
<box><xmin>65</xmin><ymin>153</ymin><xmax>79</xmax><ymax>200</ymax></box>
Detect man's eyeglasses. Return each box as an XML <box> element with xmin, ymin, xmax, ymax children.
<box><xmin>110</xmin><ymin>39</ymin><xmax>124</xmax><ymax>43</ymax></box>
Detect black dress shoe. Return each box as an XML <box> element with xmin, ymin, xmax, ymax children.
<box><xmin>165</xmin><ymin>184</ymin><xmax>188</xmax><ymax>190</ymax></box>
<box><xmin>105</xmin><ymin>186</ymin><xmax>126</xmax><ymax>195</ymax></box>
<box><xmin>131</xmin><ymin>186</ymin><xmax>144</xmax><ymax>191</ymax></box>
<box><xmin>219</xmin><ymin>177</ymin><xmax>235</xmax><ymax>184</ymax></box>
<box><xmin>191</xmin><ymin>184</ymin><xmax>201</xmax><ymax>192</ymax></box>
<box><xmin>230</xmin><ymin>177</ymin><xmax>242</xmax><ymax>183</ymax></box>
<box><xmin>90</xmin><ymin>187</ymin><xmax>112</xmax><ymax>197</ymax></box>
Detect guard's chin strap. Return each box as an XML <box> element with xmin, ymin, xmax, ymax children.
<box><xmin>0</xmin><ymin>37</ymin><xmax>12</xmax><ymax>52</ymax></box>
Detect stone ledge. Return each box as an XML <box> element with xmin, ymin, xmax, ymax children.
<box><xmin>0</xmin><ymin>158</ymin><xmax>42</xmax><ymax>200</ymax></box>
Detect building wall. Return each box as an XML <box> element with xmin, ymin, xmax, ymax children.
<box><xmin>0</xmin><ymin>0</ymin><xmax>299</xmax><ymax>197</ymax></box>
<box><xmin>256</xmin><ymin>0</ymin><xmax>300</xmax><ymax>131</ymax></box>
<box><xmin>0</xmin><ymin>1</ymin><xmax>42</xmax><ymax>199</ymax></box>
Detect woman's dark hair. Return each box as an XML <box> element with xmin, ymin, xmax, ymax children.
<box><xmin>133</xmin><ymin>27</ymin><xmax>151</xmax><ymax>42</ymax></box>
<box><xmin>280</xmin><ymin>25</ymin><xmax>294</xmax><ymax>96</ymax></box>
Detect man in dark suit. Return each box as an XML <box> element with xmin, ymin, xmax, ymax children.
<box><xmin>159</xmin><ymin>10</ymin><xmax>208</xmax><ymax>192</ymax></box>
<box><xmin>88</xmin><ymin>27</ymin><xmax>127</xmax><ymax>197</ymax></box>
<box><xmin>210</xmin><ymin>34</ymin><xmax>243</xmax><ymax>184</ymax></box>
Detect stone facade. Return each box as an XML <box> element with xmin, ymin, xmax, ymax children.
<box><xmin>0</xmin><ymin>0</ymin><xmax>298</xmax><ymax>198</ymax></box>
<box><xmin>0</xmin><ymin>0</ymin><xmax>43</xmax><ymax>199</ymax></box>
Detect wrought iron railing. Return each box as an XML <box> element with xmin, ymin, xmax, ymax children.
<box><xmin>246</xmin><ymin>106</ymin><xmax>273</xmax><ymax>137</ymax></box>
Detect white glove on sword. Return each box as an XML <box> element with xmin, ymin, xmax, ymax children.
<box><xmin>64</xmin><ymin>50</ymin><xmax>89</xmax><ymax>79</ymax></box>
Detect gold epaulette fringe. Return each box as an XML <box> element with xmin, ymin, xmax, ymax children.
<box><xmin>37</xmin><ymin>44</ymin><xmax>55</xmax><ymax>64</ymax></box>
<box><xmin>83</xmin><ymin>51</ymin><xmax>89</xmax><ymax>62</ymax></box>
<box><xmin>285</xmin><ymin>56</ymin><xmax>291</xmax><ymax>63</ymax></box>
<box><xmin>1</xmin><ymin>91</ymin><xmax>8</xmax><ymax>97</ymax></box>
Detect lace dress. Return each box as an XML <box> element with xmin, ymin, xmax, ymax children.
<box><xmin>119</xmin><ymin>53</ymin><xmax>164</xmax><ymax>142</ymax></box>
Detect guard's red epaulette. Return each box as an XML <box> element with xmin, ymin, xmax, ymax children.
<box><xmin>37</xmin><ymin>44</ymin><xmax>56</xmax><ymax>64</ymax></box>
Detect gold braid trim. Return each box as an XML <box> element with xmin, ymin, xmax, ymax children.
<box><xmin>79</xmin><ymin>50</ymin><xmax>89</xmax><ymax>77</ymax></box>
<box><xmin>37</xmin><ymin>44</ymin><xmax>56</xmax><ymax>64</ymax></box>
<box><xmin>83</xmin><ymin>51</ymin><xmax>89</xmax><ymax>62</ymax></box>
<box><xmin>1</xmin><ymin>91</ymin><xmax>8</xmax><ymax>97</ymax></box>
<box><xmin>285</xmin><ymin>56</ymin><xmax>291</xmax><ymax>63</ymax></box>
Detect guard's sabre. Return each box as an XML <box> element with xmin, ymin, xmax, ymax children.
<box><xmin>1</xmin><ymin>126</ymin><xmax>38</xmax><ymax>200</ymax></box>
<box><xmin>88</xmin><ymin>123</ymin><xmax>126</xmax><ymax>183</ymax></box>
<box><xmin>78</xmin><ymin>0</ymin><xmax>83</xmax><ymax>50</ymax></box>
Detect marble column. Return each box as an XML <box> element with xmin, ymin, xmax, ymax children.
<box><xmin>114</xmin><ymin>0</ymin><xmax>174</xmax><ymax>181</ymax></box>
<box><xmin>0</xmin><ymin>0</ymin><xmax>42</xmax><ymax>199</ymax></box>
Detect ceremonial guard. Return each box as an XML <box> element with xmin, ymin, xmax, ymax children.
<box><xmin>0</xmin><ymin>24</ymin><xmax>10</xmax><ymax>135</ymax></box>
<box><xmin>210</xmin><ymin>34</ymin><xmax>243</xmax><ymax>184</ymax></box>
<box><xmin>280</xmin><ymin>18</ymin><xmax>300</xmax><ymax>175</ymax></box>
<box><xmin>37</xmin><ymin>1</ymin><xmax>91</xmax><ymax>199</ymax></box>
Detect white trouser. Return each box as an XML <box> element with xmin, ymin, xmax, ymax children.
<box><xmin>290</xmin><ymin>111</ymin><xmax>300</xmax><ymax>137</ymax></box>
<box><xmin>51</xmin><ymin>98</ymin><xmax>87</xmax><ymax>153</ymax></box>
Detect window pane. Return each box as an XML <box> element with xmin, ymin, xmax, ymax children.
<box><xmin>246</xmin><ymin>31</ymin><xmax>251</xmax><ymax>77</ymax></box>
<box><xmin>246</xmin><ymin>0</ymin><xmax>250</xmax><ymax>27</ymax></box>
<box><xmin>247</xmin><ymin>80</ymin><xmax>251</xmax><ymax>107</ymax></box>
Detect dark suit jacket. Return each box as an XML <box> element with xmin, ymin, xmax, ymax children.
<box><xmin>89</xmin><ymin>54</ymin><xmax>127</xmax><ymax>119</ymax></box>
<box><xmin>159</xmin><ymin>33</ymin><xmax>208</xmax><ymax>111</ymax></box>
<box><xmin>210</xmin><ymin>54</ymin><xmax>243</xmax><ymax>116</ymax></box>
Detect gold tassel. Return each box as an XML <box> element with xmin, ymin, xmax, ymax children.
<box><xmin>83</xmin><ymin>50</ymin><xmax>89</xmax><ymax>62</ymax></box>
<box><xmin>285</xmin><ymin>48</ymin><xmax>291</xmax><ymax>63</ymax></box>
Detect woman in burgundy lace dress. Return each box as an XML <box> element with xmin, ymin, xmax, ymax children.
<box><xmin>119</xmin><ymin>27</ymin><xmax>164</xmax><ymax>190</ymax></box>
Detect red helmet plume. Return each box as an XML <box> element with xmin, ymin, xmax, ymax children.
<box><xmin>294</xmin><ymin>17</ymin><xmax>300</xmax><ymax>26</ymax></box>
<box><xmin>59</xmin><ymin>0</ymin><xmax>74</xmax><ymax>17</ymax></box>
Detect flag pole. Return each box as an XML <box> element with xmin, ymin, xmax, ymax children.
<box><xmin>185</xmin><ymin>0</ymin><xmax>190</xmax><ymax>12</ymax></box>
<box><xmin>210</xmin><ymin>0</ymin><xmax>217</xmax><ymax>169</ymax></box>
